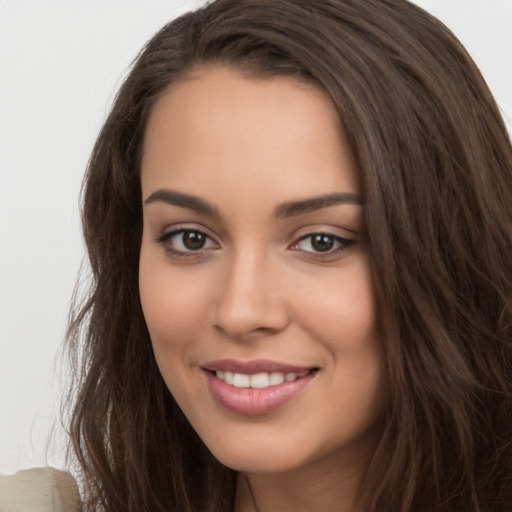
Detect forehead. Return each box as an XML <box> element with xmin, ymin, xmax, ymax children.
<box><xmin>141</xmin><ymin>67</ymin><xmax>359</xmax><ymax>202</ymax></box>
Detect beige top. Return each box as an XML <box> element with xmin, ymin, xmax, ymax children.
<box><xmin>0</xmin><ymin>467</ymin><xmax>81</xmax><ymax>512</ymax></box>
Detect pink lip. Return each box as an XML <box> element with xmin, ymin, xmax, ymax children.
<box><xmin>203</xmin><ymin>358</ymin><xmax>312</xmax><ymax>375</ymax></box>
<box><xmin>202</xmin><ymin>359</ymin><xmax>317</xmax><ymax>416</ymax></box>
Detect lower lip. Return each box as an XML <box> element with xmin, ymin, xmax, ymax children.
<box><xmin>204</xmin><ymin>370</ymin><xmax>316</xmax><ymax>416</ymax></box>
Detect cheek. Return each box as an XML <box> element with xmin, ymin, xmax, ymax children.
<box><xmin>296</xmin><ymin>258</ymin><xmax>387</xmax><ymax>415</ymax></box>
<box><xmin>296</xmin><ymin>257</ymin><xmax>379</xmax><ymax>349</ymax></box>
<box><xmin>139</xmin><ymin>259</ymin><xmax>208</xmax><ymax>418</ymax></box>
<box><xmin>138</xmin><ymin>250</ymin><xmax>208</xmax><ymax>366</ymax></box>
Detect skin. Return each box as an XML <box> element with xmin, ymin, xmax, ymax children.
<box><xmin>139</xmin><ymin>67</ymin><xmax>388</xmax><ymax>512</ymax></box>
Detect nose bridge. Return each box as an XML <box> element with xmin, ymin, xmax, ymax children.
<box><xmin>213</xmin><ymin>245</ymin><xmax>287</xmax><ymax>338</ymax></box>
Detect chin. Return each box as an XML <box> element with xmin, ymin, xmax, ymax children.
<box><xmin>210</xmin><ymin>445</ymin><xmax>306</xmax><ymax>474</ymax></box>
<box><xmin>195</xmin><ymin>411</ymin><xmax>385</xmax><ymax>478</ymax></box>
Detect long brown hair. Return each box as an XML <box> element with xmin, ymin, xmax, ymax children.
<box><xmin>66</xmin><ymin>1</ymin><xmax>512</xmax><ymax>510</ymax></box>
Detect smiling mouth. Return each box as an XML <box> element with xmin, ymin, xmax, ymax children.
<box><xmin>203</xmin><ymin>364</ymin><xmax>318</xmax><ymax>415</ymax></box>
<box><xmin>211</xmin><ymin>369</ymin><xmax>311</xmax><ymax>389</ymax></box>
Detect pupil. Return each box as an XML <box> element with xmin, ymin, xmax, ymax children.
<box><xmin>312</xmin><ymin>234</ymin><xmax>334</xmax><ymax>252</ymax></box>
<box><xmin>184</xmin><ymin>231</ymin><xmax>205</xmax><ymax>250</ymax></box>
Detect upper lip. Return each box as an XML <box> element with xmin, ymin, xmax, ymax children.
<box><xmin>202</xmin><ymin>358</ymin><xmax>316</xmax><ymax>375</ymax></box>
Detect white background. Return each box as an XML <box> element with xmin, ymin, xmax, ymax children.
<box><xmin>0</xmin><ymin>0</ymin><xmax>511</xmax><ymax>475</ymax></box>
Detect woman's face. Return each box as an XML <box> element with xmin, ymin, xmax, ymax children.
<box><xmin>139</xmin><ymin>67</ymin><xmax>388</xmax><ymax>475</ymax></box>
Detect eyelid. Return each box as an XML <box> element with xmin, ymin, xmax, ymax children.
<box><xmin>290</xmin><ymin>224</ymin><xmax>358</xmax><ymax>243</ymax></box>
<box><xmin>155</xmin><ymin>224</ymin><xmax>220</xmax><ymax>256</ymax></box>
<box><xmin>292</xmin><ymin>233</ymin><xmax>354</xmax><ymax>249</ymax></box>
<box><xmin>288</xmin><ymin>227</ymin><xmax>357</xmax><ymax>257</ymax></box>
<box><xmin>156</xmin><ymin>223</ymin><xmax>218</xmax><ymax>241</ymax></box>
<box><xmin>156</xmin><ymin>228</ymin><xmax>217</xmax><ymax>245</ymax></box>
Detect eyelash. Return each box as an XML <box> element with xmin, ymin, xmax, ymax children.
<box><xmin>155</xmin><ymin>228</ymin><xmax>217</xmax><ymax>257</ymax></box>
<box><xmin>290</xmin><ymin>232</ymin><xmax>355</xmax><ymax>257</ymax></box>
<box><xmin>155</xmin><ymin>229</ymin><xmax>355</xmax><ymax>258</ymax></box>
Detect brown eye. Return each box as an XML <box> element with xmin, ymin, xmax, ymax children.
<box><xmin>292</xmin><ymin>232</ymin><xmax>355</xmax><ymax>255</ymax></box>
<box><xmin>157</xmin><ymin>229</ymin><xmax>218</xmax><ymax>254</ymax></box>
<box><xmin>311</xmin><ymin>234</ymin><xmax>335</xmax><ymax>252</ymax></box>
<box><xmin>182</xmin><ymin>231</ymin><xmax>207</xmax><ymax>250</ymax></box>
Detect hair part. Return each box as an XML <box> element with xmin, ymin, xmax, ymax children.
<box><xmin>65</xmin><ymin>1</ymin><xmax>512</xmax><ymax>511</ymax></box>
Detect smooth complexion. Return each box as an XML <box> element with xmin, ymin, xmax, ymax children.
<box><xmin>139</xmin><ymin>67</ymin><xmax>388</xmax><ymax>512</ymax></box>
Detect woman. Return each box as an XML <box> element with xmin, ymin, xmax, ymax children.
<box><xmin>63</xmin><ymin>0</ymin><xmax>512</xmax><ymax>511</ymax></box>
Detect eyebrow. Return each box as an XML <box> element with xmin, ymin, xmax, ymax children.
<box><xmin>274</xmin><ymin>192</ymin><xmax>363</xmax><ymax>218</ymax></box>
<box><xmin>144</xmin><ymin>189</ymin><xmax>219</xmax><ymax>216</ymax></box>
<box><xmin>144</xmin><ymin>188</ymin><xmax>363</xmax><ymax>218</ymax></box>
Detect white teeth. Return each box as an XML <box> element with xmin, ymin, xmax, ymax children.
<box><xmin>215</xmin><ymin>370</ymin><xmax>309</xmax><ymax>389</ymax></box>
<box><xmin>269</xmin><ymin>372</ymin><xmax>285</xmax><ymax>385</ymax></box>
<box><xmin>250</xmin><ymin>373</ymin><xmax>270</xmax><ymax>388</ymax></box>
<box><xmin>232</xmin><ymin>373</ymin><xmax>250</xmax><ymax>388</ymax></box>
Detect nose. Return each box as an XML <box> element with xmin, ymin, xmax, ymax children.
<box><xmin>212</xmin><ymin>250</ymin><xmax>289</xmax><ymax>340</ymax></box>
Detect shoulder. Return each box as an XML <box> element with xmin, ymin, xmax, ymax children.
<box><xmin>0</xmin><ymin>467</ymin><xmax>81</xmax><ymax>512</ymax></box>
